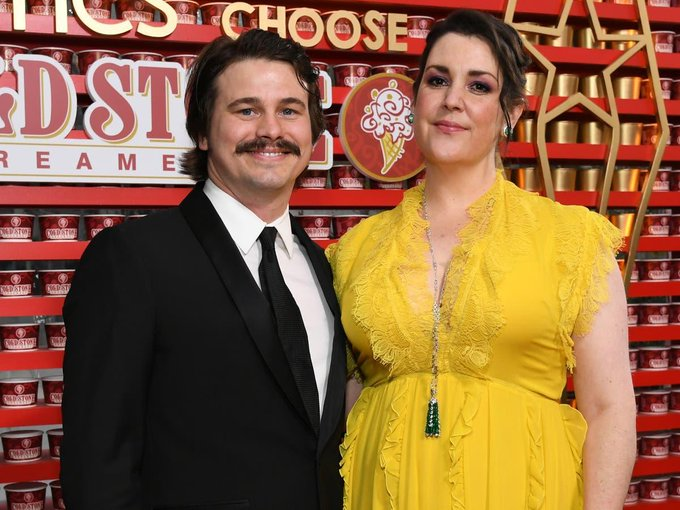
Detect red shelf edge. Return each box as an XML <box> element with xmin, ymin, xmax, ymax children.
<box><xmin>0</xmin><ymin>403</ymin><xmax>61</xmax><ymax>427</ymax></box>
<box><xmin>633</xmin><ymin>454</ymin><xmax>680</xmax><ymax>477</ymax></box>
<box><xmin>0</xmin><ymin>297</ymin><xmax>65</xmax><ymax>317</ymax></box>
<box><xmin>0</xmin><ymin>451</ymin><xmax>59</xmax><ymax>483</ymax></box>
<box><xmin>0</xmin><ymin>350</ymin><xmax>64</xmax><ymax>371</ymax></box>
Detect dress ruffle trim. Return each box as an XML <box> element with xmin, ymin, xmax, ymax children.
<box><xmin>340</xmin><ymin>391</ymin><xmax>370</xmax><ymax>510</ymax></box>
<box><xmin>556</xmin><ymin>209</ymin><xmax>623</xmax><ymax>371</ymax></box>
<box><xmin>379</xmin><ymin>383</ymin><xmax>409</xmax><ymax>510</ymax></box>
<box><xmin>448</xmin><ymin>384</ymin><xmax>480</xmax><ymax>509</ymax></box>
<box><xmin>527</xmin><ymin>404</ymin><xmax>546</xmax><ymax>509</ymax></box>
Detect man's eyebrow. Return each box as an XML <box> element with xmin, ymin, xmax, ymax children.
<box><xmin>227</xmin><ymin>97</ymin><xmax>261</xmax><ymax>109</ymax></box>
<box><xmin>280</xmin><ymin>97</ymin><xmax>307</xmax><ymax>108</ymax></box>
<box><xmin>226</xmin><ymin>97</ymin><xmax>307</xmax><ymax>109</ymax></box>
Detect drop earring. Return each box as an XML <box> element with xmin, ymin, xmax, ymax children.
<box><xmin>407</xmin><ymin>113</ymin><xmax>414</xmax><ymax>124</ymax></box>
<box><xmin>503</xmin><ymin>125</ymin><xmax>513</xmax><ymax>138</ymax></box>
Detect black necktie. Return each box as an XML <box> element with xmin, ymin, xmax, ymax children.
<box><xmin>258</xmin><ymin>227</ymin><xmax>320</xmax><ymax>429</ymax></box>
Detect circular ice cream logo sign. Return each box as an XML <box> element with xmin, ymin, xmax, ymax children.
<box><xmin>57</xmin><ymin>273</ymin><xmax>69</xmax><ymax>284</ymax></box>
<box><xmin>103</xmin><ymin>218</ymin><xmax>114</xmax><ymax>227</ymax></box>
<box><xmin>16</xmin><ymin>328</ymin><xmax>26</xmax><ymax>338</ymax></box>
<box><xmin>10</xmin><ymin>217</ymin><xmax>21</xmax><ymax>227</ymax></box>
<box><xmin>339</xmin><ymin>74</ymin><xmax>424</xmax><ymax>182</ymax></box>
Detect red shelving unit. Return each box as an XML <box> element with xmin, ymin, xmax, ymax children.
<box><xmin>0</xmin><ymin>403</ymin><xmax>61</xmax><ymax>428</ymax></box>
<box><xmin>0</xmin><ymin>350</ymin><xmax>63</xmax><ymax>371</ymax></box>
<box><xmin>633</xmin><ymin>455</ymin><xmax>680</xmax><ymax>478</ymax></box>
<box><xmin>630</xmin><ymin>326</ymin><xmax>680</xmax><ymax>342</ymax></box>
<box><xmin>566</xmin><ymin>371</ymin><xmax>680</xmax><ymax>391</ymax></box>
<box><xmin>0</xmin><ymin>454</ymin><xmax>59</xmax><ymax>483</ymax></box>
<box><xmin>632</xmin><ymin>371</ymin><xmax>680</xmax><ymax>387</ymax></box>
<box><xmin>0</xmin><ymin>297</ymin><xmax>65</xmax><ymax>318</ymax></box>
<box><xmin>0</xmin><ymin>185</ymin><xmax>190</xmax><ymax>207</ymax></box>
<box><xmin>3</xmin><ymin>1</ymin><xmax>680</xmax><ymax>506</ymax></box>
<box><xmin>629</xmin><ymin>282</ymin><xmax>680</xmax><ymax>298</ymax></box>
<box><xmin>638</xmin><ymin>413</ymin><xmax>680</xmax><ymax>433</ymax></box>
<box><xmin>0</xmin><ymin>241</ymin><xmax>87</xmax><ymax>261</ymax></box>
<box><xmin>629</xmin><ymin>499</ymin><xmax>680</xmax><ymax>509</ymax></box>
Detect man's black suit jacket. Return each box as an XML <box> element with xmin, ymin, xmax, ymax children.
<box><xmin>61</xmin><ymin>183</ymin><xmax>346</xmax><ymax>510</ymax></box>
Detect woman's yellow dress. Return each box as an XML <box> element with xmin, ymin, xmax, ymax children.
<box><xmin>326</xmin><ymin>172</ymin><xmax>623</xmax><ymax>510</ymax></box>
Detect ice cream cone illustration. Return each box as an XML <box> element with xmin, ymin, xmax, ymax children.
<box><xmin>379</xmin><ymin>133</ymin><xmax>405</xmax><ymax>175</ymax></box>
<box><xmin>361</xmin><ymin>79</ymin><xmax>414</xmax><ymax>175</ymax></box>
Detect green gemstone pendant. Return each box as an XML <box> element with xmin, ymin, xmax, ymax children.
<box><xmin>425</xmin><ymin>398</ymin><xmax>441</xmax><ymax>438</ymax></box>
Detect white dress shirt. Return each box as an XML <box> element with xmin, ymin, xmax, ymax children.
<box><xmin>203</xmin><ymin>179</ymin><xmax>334</xmax><ymax>416</ymax></box>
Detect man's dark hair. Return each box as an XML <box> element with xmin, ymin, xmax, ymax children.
<box><xmin>412</xmin><ymin>9</ymin><xmax>531</xmax><ymax>132</ymax></box>
<box><xmin>181</xmin><ymin>29</ymin><xmax>325</xmax><ymax>181</ymax></box>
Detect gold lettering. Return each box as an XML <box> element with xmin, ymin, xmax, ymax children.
<box><xmin>138</xmin><ymin>0</ymin><xmax>177</xmax><ymax>37</ymax></box>
<box><xmin>55</xmin><ymin>0</ymin><xmax>68</xmax><ymax>33</ymax></box>
<box><xmin>387</xmin><ymin>13</ymin><xmax>407</xmax><ymax>52</ymax></box>
<box><xmin>361</xmin><ymin>10</ymin><xmax>385</xmax><ymax>51</ymax></box>
<box><xmin>223</xmin><ymin>1</ymin><xmax>253</xmax><ymax>39</ymax></box>
<box><xmin>258</xmin><ymin>5</ymin><xmax>285</xmax><ymax>37</ymax></box>
<box><xmin>325</xmin><ymin>10</ymin><xmax>360</xmax><ymax>50</ymax></box>
<box><xmin>12</xmin><ymin>0</ymin><xmax>26</xmax><ymax>31</ymax></box>
<box><xmin>72</xmin><ymin>0</ymin><xmax>131</xmax><ymax>35</ymax></box>
<box><xmin>288</xmin><ymin>7</ymin><xmax>323</xmax><ymax>48</ymax></box>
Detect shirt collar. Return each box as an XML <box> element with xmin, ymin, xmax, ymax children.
<box><xmin>203</xmin><ymin>179</ymin><xmax>295</xmax><ymax>258</ymax></box>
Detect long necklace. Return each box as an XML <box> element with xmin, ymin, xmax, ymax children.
<box><xmin>422</xmin><ymin>195</ymin><xmax>451</xmax><ymax>438</ymax></box>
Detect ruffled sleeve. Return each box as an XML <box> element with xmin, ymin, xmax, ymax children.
<box><xmin>557</xmin><ymin>207</ymin><xmax>624</xmax><ymax>369</ymax></box>
<box><xmin>572</xmin><ymin>211</ymin><xmax>624</xmax><ymax>336</ymax></box>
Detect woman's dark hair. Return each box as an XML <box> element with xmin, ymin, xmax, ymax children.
<box><xmin>181</xmin><ymin>29</ymin><xmax>325</xmax><ymax>181</ymax></box>
<box><xmin>412</xmin><ymin>9</ymin><xmax>531</xmax><ymax>131</ymax></box>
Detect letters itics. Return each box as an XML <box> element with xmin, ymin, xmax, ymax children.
<box><xmin>7</xmin><ymin>1</ymin><xmax>408</xmax><ymax>52</ymax></box>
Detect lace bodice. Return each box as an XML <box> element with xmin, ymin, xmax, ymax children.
<box><xmin>327</xmin><ymin>172</ymin><xmax>623</xmax><ymax>399</ymax></box>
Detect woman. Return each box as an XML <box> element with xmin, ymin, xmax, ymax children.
<box><xmin>327</xmin><ymin>9</ymin><xmax>636</xmax><ymax>510</ymax></box>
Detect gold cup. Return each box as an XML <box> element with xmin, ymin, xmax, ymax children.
<box><xmin>551</xmin><ymin>73</ymin><xmax>580</xmax><ymax>96</ymax></box>
<box><xmin>541</xmin><ymin>24</ymin><xmax>574</xmax><ymax>47</ymax></box>
<box><xmin>580</xmin><ymin>75</ymin><xmax>605</xmax><ymax>98</ymax></box>
<box><xmin>579</xmin><ymin>121</ymin><xmax>611</xmax><ymax>144</ymax></box>
<box><xmin>620</xmin><ymin>122</ymin><xmax>643</xmax><ymax>145</ymax></box>
<box><xmin>525</xmin><ymin>72</ymin><xmax>546</xmax><ymax>96</ymax></box>
<box><xmin>577</xmin><ymin>166</ymin><xmax>603</xmax><ymax>191</ymax></box>
<box><xmin>513</xmin><ymin>167</ymin><xmax>542</xmax><ymax>192</ymax></box>
<box><xmin>575</xmin><ymin>27</ymin><xmax>605</xmax><ymax>49</ymax></box>
<box><xmin>609</xmin><ymin>212</ymin><xmax>636</xmax><ymax>236</ymax></box>
<box><xmin>611</xmin><ymin>167</ymin><xmax>640</xmax><ymax>191</ymax></box>
<box><xmin>515</xmin><ymin>118</ymin><xmax>536</xmax><ymax>142</ymax></box>
<box><xmin>519</xmin><ymin>23</ymin><xmax>541</xmax><ymax>45</ymax></box>
<box><xmin>551</xmin><ymin>166</ymin><xmax>577</xmax><ymax>191</ymax></box>
<box><xmin>613</xmin><ymin>76</ymin><xmax>641</xmax><ymax>99</ymax></box>
<box><xmin>548</xmin><ymin>120</ymin><xmax>579</xmax><ymax>143</ymax></box>
<box><xmin>609</xmin><ymin>29</ymin><xmax>639</xmax><ymax>51</ymax></box>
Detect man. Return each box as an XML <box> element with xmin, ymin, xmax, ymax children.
<box><xmin>61</xmin><ymin>30</ymin><xmax>345</xmax><ymax>510</ymax></box>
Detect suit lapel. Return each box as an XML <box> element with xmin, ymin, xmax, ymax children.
<box><xmin>291</xmin><ymin>217</ymin><xmax>347</xmax><ymax>451</ymax></box>
<box><xmin>180</xmin><ymin>184</ymin><xmax>311</xmax><ymax>429</ymax></box>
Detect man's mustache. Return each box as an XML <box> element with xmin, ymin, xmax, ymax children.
<box><xmin>235</xmin><ymin>138</ymin><xmax>301</xmax><ymax>157</ymax></box>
